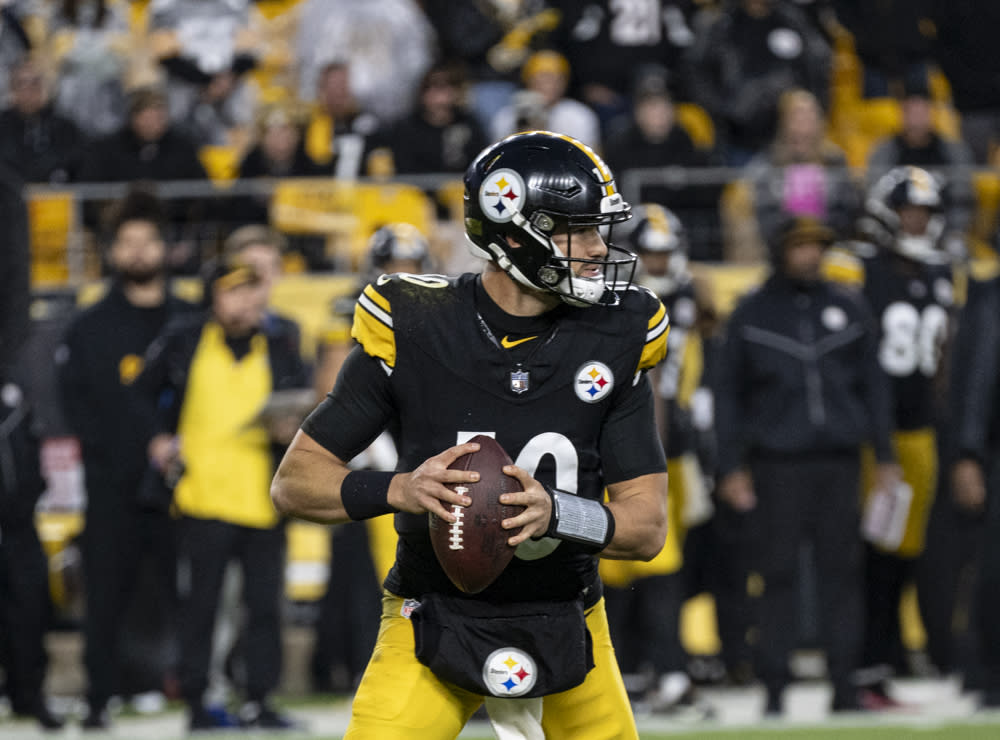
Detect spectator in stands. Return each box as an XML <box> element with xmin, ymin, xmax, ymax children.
<box><xmin>375</xmin><ymin>61</ymin><xmax>488</xmax><ymax>176</ymax></box>
<box><xmin>305</xmin><ymin>61</ymin><xmax>383</xmax><ymax>180</ymax></box>
<box><xmin>603</xmin><ymin>67</ymin><xmax>720</xmax><ymax>261</ymax></box>
<box><xmin>866</xmin><ymin>78</ymin><xmax>975</xmax><ymax>251</ymax></box>
<box><xmin>490</xmin><ymin>50</ymin><xmax>600</xmax><ymax>150</ymax></box>
<box><xmin>230</xmin><ymin>102</ymin><xmax>327</xmax><ymax>269</ymax></box>
<box><xmin>0</xmin><ymin>57</ymin><xmax>84</xmax><ymax>183</ymax></box>
<box><xmin>548</xmin><ymin>0</ymin><xmax>702</xmax><ymax>130</ymax></box>
<box><xmin>77</xmin><ymin>85</ymin><xmax>208</xmax><ymax>183</ymax></box>
<box><xmin>295</xmin><ymin>0</ymin><xmax>434</xmax><ymax>125</ymax></box>
<box><xmin>686</xmin><ymin>0</ymin><xmax>831</xmax><ymax>166</ymax></box>
<box><xmin>0</xmin><ymin>377</ymin><xmax>64</xmax><ymax>731</ymax></box>
<box><xmin>238</xmin><ymin>104</ymin><xmax>322</xmax><ymax>183</ymax></box>
<box><xmin>421</xmin><ymin>0</ymin><xmax>557</xmax><ymax>134</ymax></box>
<box><xmin>0</xmin><ymin>2</ymin><xmax>31</xmax><ymax>104</ymax></box>
<box><xmin>714</xmin><ymin>215</ymin><xmax>896</xmax><ymax>715</ymax></box>
<box><xmin>55</xmin><ymin>189</ymin><xmax>195</xmax><ymax>730</ymax></box>
<box><xmin>76</xmin><ymin>85</ymin><xmax>209</xmax><ymax>267</ymax></box>
<box><xmin>931</xmin><ymin>0</ymin><xmax>1000</xmax><ymax>165</ymax></box>
<box><xmin>748</xmin><ymin>88</ymin><xmax>859</xmax><ymax>248</ymax></box>
<box><xmin>148</xmin><ymin>0</ymin><xmax>259</xmax><ymax>147</ymax></box>
<box><xmin>835</xmin><ymin>0</ymin><xmax>934</xmax><ymax>99</ymax></box>
<box><xmin>139</xmin><ymin>254</ymin><xmax>308</xmax><ymax>732</ymax></box>
<box><xmin>46</xmin><ymin>0</ymin><xmax>131</xmax><ymax>139</ymax></box>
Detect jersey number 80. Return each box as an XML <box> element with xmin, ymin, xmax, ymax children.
<box><xmin>878</xmin><ymin>301</ymin><xmax>948</xmax><ymax>377</ymax></box>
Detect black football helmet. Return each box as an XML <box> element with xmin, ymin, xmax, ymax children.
<box><xmin>362</xmin><ymin>222</ymin><xmax>433</xmax><ymax>282</ymax></box>
<box><xmin>619</xmin><ymin>203</ymin><xmax>691</xmax><ymax>296</ymax></box>
<box><xmin>860</xmin><ymin>166</ymin><xmax>948</xmax><ymax>264</ymax></box>
<box><xmin>464</xmin><ymin>130</ymin><xmax>635</xmax><ymax>307</ymax></box>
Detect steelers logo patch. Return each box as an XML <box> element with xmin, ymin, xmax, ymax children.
<box><xmin>482</xmin><ymin>648</ymin><xmax>537</xmax><ymax>697</ymax></box>
<box><xmin>822</xmin><ymin>305</ymin><xmax>848</xmax><ymax>332</ymax></box>
<box><xmin>479</xmin><ymin>168</ymin><xmax>525</xmax><ymax>223</ymax></box>
<box><xmin>575</xmin><ymin>361</ymin><xmax>614</xmax><ymax>403</ymax></box>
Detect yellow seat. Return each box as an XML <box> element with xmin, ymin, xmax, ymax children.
<box><xmin>28</xmin><ymin>191</ymin><xmax>77</xmax><ymax>286</ymax></box>
<box><xmin>973</xmin><ymin>170</ymin><xmax>1000</xmax><ymax>244</ymax></box>
<box><xmin>675</xmin><ymin>102</ymin><xmax>716</xmax><ymax>151</ymax></box>
<box><xmin>198</xmin><ymin>145</ymin><xmax>241</xmax><ymax>184</ymax></box>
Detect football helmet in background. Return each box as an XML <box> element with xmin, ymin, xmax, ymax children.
<box><xmin>620</xmin><ymin>203</ymin><xmax>691</xmax><ymax>296</ymax></box>
<box><xmin>463</xmin><ymin>130</ymin><xmax>635</xmax><ymax>307</ymax></box>
<box><xmin>860</xmin><ymin>166</ymin><xmax>949</xmax><ymax>263</ymax></box>
<box><xmin>362</xmin><ymin>222</ymin><xmax>433</xmax><ymax>283</ymax></box>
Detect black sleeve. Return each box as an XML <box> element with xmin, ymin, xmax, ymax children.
<box><xmin>55</xmin><ymin>318</ymin><xmax>103</xmax><ymax>446</ymax></box>
<box><xmin>134</xmin><ymin>326</ymin><xmax>186</xmax><ymax>437</ymax></box>
<box><xmin>599</xmin><ymin>372</ymin><xmax>666</xmax><ymax>484</ymax></box>
<box><xmin>301</xmin><ymin>345</ymin><xmax>396</xmax><ymax>462</ymax></box>
<box><xmin>952</xmin><ymin>278</ymin><xmax>1000</xmax><ymax>463</ymax></box>
<box><xmin>714</xmin><ymin>304</ymin><xmax>748</xmax><ymax>477</ymax></box>
<box><xmin>0</xmin><ymin>400</ymin><xmax>46</xmax><ymax>527</ymax></box>
<box><xmin>857</xmin><ymin>299</ymin><xmax>895</xmax><ymax>463</ymax></box>
<box><xmin>0</xmin><ymin>165</ymin><xmax>30</xmax><ymax>378</ymax></box>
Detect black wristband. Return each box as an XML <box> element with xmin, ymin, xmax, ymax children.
<box><xmin>341</xmin><ymin>471</ymin><xmax>397</xmax><ymax>520</ymax></box>
<box><xmin>542</xmin><ymin>486</ymin><xmax>616</xmax><ymax>553</ymax></box>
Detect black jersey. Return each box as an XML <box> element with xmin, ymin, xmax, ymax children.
<box><xmin>303</xmin><ymin>273</ymin><xmax>669</xmax><ymax>604</ymax></box>
<box><xmin>859</xmin><ymin>248</ymin><xmax>954</xmax><ymax>430</ymax></box>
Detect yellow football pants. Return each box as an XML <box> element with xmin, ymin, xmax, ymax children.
<box><xmin>344</xmin><ymin>593</ymin><xmax>638</xmax><ymax>740</ymax></box>
<box><xmin>862</xmin><ymin>427</ymin><xmax>937</xmax><ymax>558</ymax></box>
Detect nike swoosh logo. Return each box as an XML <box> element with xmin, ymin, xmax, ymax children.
<box><xmin>501</xmin><ymin>335</ymin><xmax>538</xmax><ymax>349</ymax></box>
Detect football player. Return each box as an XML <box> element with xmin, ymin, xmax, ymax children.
<box><xmin>832</xmin><ymin>166</ymin><xmax>958</xmax><ymax>708</ymax></box>
<box><xmin>272</xmin><ymin>131</ymin><xmax>670</xmax><ymax>739</ymax></box>
<box><xmin>599</xmin><ymin>204</ymin><xmax>713</xmax><ymax>718</ymax></box>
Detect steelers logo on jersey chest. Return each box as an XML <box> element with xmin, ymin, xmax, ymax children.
<box><xmin>479</xmin><ymin>169</ymin><xmax>526</xmax><ymax>223</ymax></box>
<box><xmin>574</xmin><ymin>361</ymin><xmax>614</xmax><ymax>403</ymax></box>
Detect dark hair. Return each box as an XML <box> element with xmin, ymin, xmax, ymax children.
<box><xmin>58</xmin><ymin>0</ymin><xmax>108</xmax><ymax>27</ymax></box>
<box><xmin>104</xmin><ymin>184</ymin><xmax>166</xmax><ymax>242</ymax></box>
<box><xmin>223</xmin><ymin>224</ymin><xmax>288</xmax><ymax>257</ymax></box>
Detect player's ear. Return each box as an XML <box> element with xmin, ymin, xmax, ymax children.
<box><xmin>504</xmin><ymin>235</ymin><xmax>523</xmax><ymax>249</ymax></box>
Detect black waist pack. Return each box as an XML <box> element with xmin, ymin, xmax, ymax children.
<box><xmin>411</xmin><ymin>592</ymin><xmax>594</xmax><ymax>698</ymax></box>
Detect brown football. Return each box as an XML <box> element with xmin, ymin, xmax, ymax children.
<box><xmin>428</xmin><ymin>435</ymin><xmax>524</xmax><ymax>594</ymax></box>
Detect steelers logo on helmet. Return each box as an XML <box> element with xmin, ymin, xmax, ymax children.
<box><xmin>575</xmin><ymin>361</ymin><xmax>614</xmax><ymax>403</ymax></box>
<box><xmin>482</xmin><ymin>648</ymin><xmax>537</xmax><ymax>697</ymax></box>
<box><xmin>479</xmin><ymin>168</ymin><xmax>526</xmax><ymax>224</ymax></box>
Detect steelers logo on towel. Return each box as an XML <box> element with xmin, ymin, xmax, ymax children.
<box><xmin>575</xmin><ymin>361</ymin><xmax>614</xmax><ymax>403</ymax></box>
<box><xmin>479</xmin><ymin>169</ymin><xmax>525</xmax><ymax>223</ymax></box>
<box><xmin>482</xmin><ymin>648</ymin><xmax>537</xmax><ymax>697</ymax></box>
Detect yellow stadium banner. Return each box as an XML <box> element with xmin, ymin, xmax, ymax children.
<box><xmin>270</xmin><ymin>179</ymin><xmax>435</xmax><ymax>268</ymax></box>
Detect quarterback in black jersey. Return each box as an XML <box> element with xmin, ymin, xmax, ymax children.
<box><xmin>272</xmin><ymin>131</ymin><xmax>669</xmax><ymax>739</ymax></box>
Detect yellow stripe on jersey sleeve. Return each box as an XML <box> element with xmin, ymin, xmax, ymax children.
<box><xmin>823</xmin><ymin>247</ymin><xmax>865</xmax><ymax>287</ymax></box>
<box><xmin>351</xmin><ymin>284</ymin><xmax>396</xmax><ymax>367</ymax></box>
<box><xmin>639</xmin><ymin>300</ymin><xmax>670</xmax><ymax>371</ymax></box>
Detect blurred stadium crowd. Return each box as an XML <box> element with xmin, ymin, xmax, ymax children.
<box><xmin>3</xmin><ymin>0</ymin><xmax>1000</xmax><ymax>733</ymax></box>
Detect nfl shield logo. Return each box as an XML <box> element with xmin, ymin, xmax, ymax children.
<box><xmin>509</xmin><ymin>369</ymin><xmax>530</xmax><ymax>394</ymax></box>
